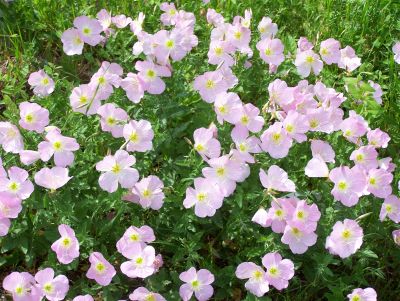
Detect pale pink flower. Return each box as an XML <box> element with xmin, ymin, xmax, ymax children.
<box><xmin>368</xmin><ymin>80</ymin><xmax>383</xmax><ymax>104</ymax></box>
<box><xmin>70</xmin><ymin>84</ymin><xmax>99</xmax><ymax>115</ymax></box>
<box><xmin>281</xmin><ymin>223</ymin><xmax>318</xmax><ymax>254</ymax></box>
<box><xmin>214</xmin><ymin>92</ymin><xmax>242</xmax><ymax>124</ymax></box>
<box><xmin>0</xmin><ymin>192</ymin><xmax>22</xmax><ymax>219</ymax></box>
<box><xmin>112</xmin><ymin>14</ymin><xmax>132</xmax><ymax>28</ymax></box>
<box><xmin>235</xmin><ymin>262</ymin><xmax>269</xmax><ymax>297</ymax></box>
<box><xmin>86</xmin><ymin>252</ymin><xmax>116</xmax><ymax>286</ymax></box>
<box><xmin>206</xmin><ymin>9</ymin><xmax>224</xmax><ymax>27</ymax></box>
<box><xmin>260</xmin><ymin>122</ymin><xmax>293</xmax><ymax>159</ymax></box>
<box><xmin>19</xmin><ymin>102</ymin><xmax>49</xmax><ymax>133</ymax></box>
<box><xmin>230</xmin><ymin>126</ymin><xmax>261</xmax><ymax>163</ymax></box>
<box><xmin>73</xmin><ymin>16</ymin><xmax>103</xmax><ymax>46</ymax></box>
<box><xmin>262</xmin><ymin>252</ymin><xmax>294</xmax><ymax>290</ymax></box>
<box><xmin>160</xmin><ymin>2</ymin><xmax>178</xmax><ymax>26</ymax></box>
<box><xmin>378</xmin><ymin>157</ymin><xmax>396</xmax><ymax>173</ymax></box>
<box><xmin>319</xmin><ymin>38</ymin><xmax>341</xmax><ymax>65</ymax></box>
<box><xmin>90</xmin><ymin>61</ymin><xmax>122</xmax><ymax>99</ymax></box>
<box><xmin>290</xmin><ymin>199</ymin><xmax>321</xmax><ymax>232</ymax></box>
<box><xmin>121</xmin><ymin>73</ymin><xmax>146</xmax><ymax>103</ymax></box>
<box><xmin>0</xmin><ymin>122</ymin><xmax>24</xmax><ymax>153</ymax></box>
<box><xmin>259</xmin><ymin>165</ymin><xmax>295</xmax><ymax>192</ymax></box>
<box><xmin>28</xmin><ymin>69</ymin><xmax>55</xmax><ymax>97</ymax></box>
<box><xmin>256</xmin><ymin>38</ymin><xmax>285</xmax><ymax>66</ymax></box>
<box><xmin>234</xmin><ymin>103</ymin><xmax>265</xmax><ymax>133</ymax></box>
<box><xmin>130</xmin><ymin>13</ymin><xmax>145</xmax><ymax>35</ymax></box>
<box><xmin>283</xmin><ymin>110</ymin><xmax>309</xmax><ymax>142</ymax></box>
<box><xmin>367</xmin><ymin>128</ymin><xmax>390</xmax><ymax>148</ymax></box>
<box><xmin>34</xmin><ymin>167</ymin><xmax>72</xmax><ymax>190</ymax></box>
<box><xmin>38</xmin><ymin>131</ymin><xmax>79</xmax><ymax>167</ymax></box>
<box><xmin>179</xmin><ymin>267</ymin><xmax>215</xmax><ymax>301</ymax></box>
<box><xmin>131</xmin><ymin>176</ymin><xmax>165</xmax><ymax>210</ymax></box>
<box><xmin>123</xmin><ymin>120</ymin><xmax>154</xmax><ymax>152</ymax></box>
<box><xmin>35</xmin><ymin>268</ymin><xmax>69</xmax><ymax>301</ymax></box>
<box><xmin>393</xmin><ymin>42</ymin><xmax>400</xmax><ymax>64</ymax></box>
<box><xmin>297</xmin><ymin>37</ymin><xmax>314</xmax><ymax>52</ymax></box>
<box><xmin>97</xmin><ymin>103</ymin><xmax>128</xmax><ymax>138</ymax></box>
<box><xmin>305</xmin><ymin>156</ymin><xmax>329</xmax><ymax>178</ymax></box>
<box><xmin>129</xmin><ymin>287</ymin><xmax>166</xmax><ymax>301</ymax></box>
<box><xmin>325</xmin><ymin>219</ymin><xmax>363</xmax><ymax>258</ymax></box>
<box><xmin>61</xmin><ymin>28</ymin><xmax>84</xmax><ymax>55</ymax></box>
<box><xmin>226</xmin><ymin>23</ymin><xmax>251</xmax><ymax>51</ymax></box>
<box><xmin>350</xmin><ymin>146</ymin><xmax>378</xmax><ymax>171</ymax></box>
<box><xmin>193</xmin><ymin>70</ymin><xmax>228</xmax><ymax>103</ymax></box>
<box><xmin>0</xmin><ymin>166</ymin><xmax>34</xmax><ymax>200</ymax></box>
<box><xmin>347</xmin><ymin>288</ymin><xmax>377</xmax><ymax>301</ymax></box>
<box><xmin>295</xmin><ymin>50</ymin><xmax>323</xmax><ymax>77</ymax></box>
<box><xmin>3</xmin><ymin>272</ymin><xmax>41</xmax><ymax>301</ymax></box>
<box><xmin>0</xmin><ymin>217</ymin><xmax>11</xmax><ymax>236</ymax></box>
<box><xmin>207</xmin><ymin>40</ymin><xmax>234</xmax><ymax>67</ymax></box>
<box><xmin>73</xmin><ymin>295</ymin><xmax>94</xmax><ymax>301</ymax></box>
<box><xmin>96</xmin><ymin>150</ymin><xmax>139</xmax><ymax>193</ymax></box>
<box><xmin>120</xmin><ymin>244</ymin><xmax>156</xmax><ymax>278</ymax></box>
<box><xmin>51</xmin><ymin>224</ymin><xmax>79</xmax><ymax>264</ymax></box>
<box><xmin>96</xmin><ymin>9</ymin><xmax>112</xmax><ymax>32</ymax></box>
<box><xmin>338</xmin><ymin>46</ymin><xmax>361</xmax><ymax>72</ymax></box>
<box><xmin>193</xmin><ymin>127</ymin><xmax>221</xmax><ymax>160</ymax></box>
<box><xmin>135</xmin><ymin>60</ymin><xmax>171</xmax><ymax>94</ymax></box>
<box><xmin>257</xmin><ymin>17</ymin><xmax>276</xmax><ymax>39</ymax></box>
<box><xmin>380</xmin><ymin>195</ymin><xmax>400</xmax><ymax>223</ymax></box>
<box><xmin>329</xmin><ymin>166</ymin><xmax>367</xmax><ymax>207</ymax></box>
<box><xmin>311</xmin><ymin>140</ymin><xmax>335</xmax><ymax>162</ymax></box>
<box><xmin>340</xmin><ymin>111</ymin><xmax>369</xmax><ymax>144</ymax></box>
<box><xmin>183</xmin><ymin>177</ymin><xmax>224</xmax><ymax>217</ymax></box>
<box><xmin>392</xmin><ymin>229</ymin><xmax>400</xmax><ymax>246</ymax></box>
<box><xmin>153</xmin><ymin>29</ymin><xmax>187</xmax><ymax>65</ymax></box>
<box><xmin>116</xmin><ymin>225</ymin><xmax>155</xmax><ymax>258</ymax></box>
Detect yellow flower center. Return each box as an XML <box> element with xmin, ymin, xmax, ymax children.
<box><xmin>146</xmin><ymin>69</ymin><xmax>156</xmax><ymax>79</ymax></box>
<box><xmin>239</xmin><ymin>143</ymin><xmax>247</xmax><ymax>152</ymax></box>
<box><xmin>83</xmin><ymin>27</ymin><xmax>91</xmax><ymax>35</ymax></box>
<box><xmin>253</xmin><ymin>270</ymin><xmax>263</xmax><ymax>280</ymax></box>
<box><xmin>321</xmin><ymin>48</ymin><xmax>329</xmax><ymax>56</ymax></box>
<box><xmin>355</xmin><ymin>154</ymin><xmax>364</xmax><ymax>162</ymax></box>
<box><xmin>25</xmin><ymin>113</ymin><xmax>34</xmax><ymax>123</ymax></box>
<box><xmin>197</xmin><ymin>192</ymin><xmax>207</xmax><ymax>202</ymax></box>
<box><xmin>8</xmin><ymin>182</ymin><xmax>19</xmax><ymax>191</ymax></box>
<box><xmin>129</xmin><ymin>132</ymin><xmax>139</xmax><ymax>142</ymax></box>
<box><xmin>216</xmin><ymin>167</ymin><xmax>225</xmax><ymax>177</ymax></box>
<box><xmin>344</xmin><ymin>129</ymin><xmax>352</xmax><ymax>137</ymax></box>
<box><xmin>234</xmin><ymin>31</ymin><xmax>242</xmax><ymax>40</ymax></box>
<box><xmin>342</xmin><ymin>229</ymin><xmax>352</xmax><ymax>239</ymax></box>
<box><xmin>79</xmin><ymin>96</ymin><xmax>88</xmax><ymax>104</ymax></box>
<box><xmin>296</xmin><ymin>210</ymin><xmax>305</xmax><ymax>219</ymax></box>
<box><xmin>130</xmin><ymin>233</ymin><xmax>139</xmax><ymax>241</ymax></box>
<box><xmin>309</xmin><ymin>119</ymin><xmax>319</xmax><ymax>129</ymax></box>
<box><xmin>136</xmin><ymin>257</ymin><xmax>144</xmax><ymax>264</ymax></box>
<box><xmin>98</xmin><ymin>76</ymin><xmax>106</xmax><ymax>85</ymax></box>
<box><xmin>285</xmin><ymin>124</ymin><xmax>294</xmax><ymax>133</ymax></box>
<box><xmin>218</xmin><ymin>105</ymin><xmax>227</xmax><ymax>114</ymax></box>
<box><xmin>265</xmin><ymin>48</ymin><xmax>272</xmax><ymax>56</ymax></box>
<box><xmin>74</xmin><ymin>36</ymin><xmax>83</xmax><ymax>45</ymax></box>
<box><xmin>269</xmin><ymin>266</ymin><xmax>279</xmax><ymax>276</ymax></box>
<box><xmin>338</xmin><ymin>181</ymin><xmax>348</xmax><ymax>191</ymax></box>
<box><xmin>191</xmin><ymin>280</ymin><xmax>200</xmax><ymax>289</ymax></box>
<box><xmin>44</xmin><ymin>283</ymin><xmax>53</xmax><ymax>293</ymax></box>
<box><xmin>106</xmin><ymin>117</ymin><xmax>116</xmax><ymax>125</ymax></box>
<box><xmin>15</xmin><ymin>286</ymin><xmax>24</xmax><ymax>296</ymax></box>
<box><xmin>111</xmin><ymin>164</ymin><xmax>121</xmax><ymax>174</ymax></box>
<box><xmin>205</xmin><ymin>79</ymin><xmax>215</xmax><ymax>89</ymax></box>
<box><xmin>165</xmin><ymin>39</ymin><xmax>174</xmax><ymax>49</ymax></box>
<box><xmin>351</xmin><ymin>295</ymin><xmax>361</xmax><ymax>301</ymax></box>
<box><xmin>95</xmin><ymin>262</ymin><xmax>106</xmax><ymax>273</ymax></box>
<box><xmin>169</xmin><ymin>9</ymin><xmax>176</xmax><ymax>15</ymax></box>
<box><xmin>306</xmin><ymin>56</ymin><xmax>315</xmax><ymax>63</ymax></box>
<box><xmin>62</xmin><ymin>237</ymin><xmax>71</xmax><ymax>247</ymax></box>
<box><xmin>214</xmin><ymin>47</ymin><xmax>223</xmax><ymax>56</ymax></box>
<box><xmin>369</xmin><ymin>177</ymin><xmax>376</xmax><ymax>185</ymax></box>
<box><xmin>6</xmin><ymin>128</ymin><xmax>17</xmax><ymax>138</ymax></box>
<box><xmin>195</xmin><ymin>144</ymin><xmax>205</xmax><ymax>152</ymax></box>
<box><xmin>275</xmin><ymin>209</ymin><xmax>283</xmax><ymax>217</ymax></box>
<box><xmin>240</xmin><ymin>115</ymin><xmax>249</xmax><ymax>125</ymax></box>
<box><xmin>145</xmin><ymin>294</ymin><xmax>156</xmax><ymax>301</ymax></box>
<box><xmin>386</xmin><ymin>204</ymin><xmax>393</xmax><ymax>213</ymax></box>
<box><xmin>143</xmin><ymin>189</ymin><xmax>152</xmax><ymax>198</ymax></box>
<box><xmin>292</xmin><ymin>227</ymin><xmax>302</xmax><ymax>237</ymax></box>
<box><xmin>41</xmin><ymin>77</ymin><xmax>50</xmax><ymax>85</ymax></box>
<box><xmin>53</xmin><ymin>141</ymin><xmax>62</xmax><ymax>151</ymax></box>
<box><xmin>272</xmin><ymin>133</ymin><xmax>282</xmax><ymax>144</ymax></box>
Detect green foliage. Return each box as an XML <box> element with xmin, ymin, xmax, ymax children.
<box><xmin>0</xmin><ymin>0</ymin><xmax>400</xmax><ymax>300</ymax></box>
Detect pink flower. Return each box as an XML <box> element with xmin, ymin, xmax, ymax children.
<box><xmin>19</xmin><ymin>102</ymin><xmax>49</xmax><ymax>133</ymax></box>
<box><xmin>51</xmin><ymin>224</ymin><xmax>79</xmax><ymax>264</ymax></box>
<box><xmin>130</xmin><ymin>13</ymin><xmax>145</xmax><ymax>35</ymax></box>
<box><xmin>73</xmin><ymin>16</ymin><xmax>103</xmax><ymax>46</ymax></box>
<box><xmin>34</xmin><ymin>167</ymin><xmax>72</xmax><ymax>190</ymax></box>
<box><xmin>212</xmin><ymin>91</ymin><xmax>242</xmax><ymax>124</ymax></box>
<box><xmin>295</xmin><ymin>50</ymin><xmax>323</xmax><ymax>77</ymax></box>
<box><xmin>116</xmin><ymin>225</ymin><xmax>155</xmax><ymax>258</ymax></box>
<box><xmin>305</xmin><ymin>155</ymin><xmax>329</xmax><ymax>178</ymax></box>
<box><xmin>123</xmin><ymin>120</ymin><xmax>154</xmax><ymax>152</ymax></box>
<box><xmin>0</xmin><ymin>218</ymin><xmax>11</xmax><ymax>236</ymax></box>
<box><xmin>135</xmin><ymin>60</ymin><xmax>171</xmax><ymax>94</ymax></box>
<box><xmin>235</xmin><ymin>103</ymin><xmax>265</xmax><ymax>133</ymax></box>
<box><xmin>61</xmin><ymin>28</ymin><xmax>84</xmax><ymax>55</ymax></box>
<box><xmin>379</xmin><ymin>157</ymin><xmax>396</xmax><ymax>173</ymax></box>
<box><xmin>350</xmin><ymin>146</ymin><xmax>378</xmax><ymax>171</ymax></box>
<box><xmin>96</xmin><ymin>150</ymin><xmax>139</xmax><ymax>193</ymax></box>
<box><xmin>73</xmin><ymin>295</ymin><xmax>94</xmax><ymax>301</ymax></box>
<box><xmin>261</xmin><ymin>122</ymin><xmax>293</xmax><ymax>159</ymax></box>
<box><xmin>207</xmin><ymin>40</ymin><xmax>234</xmax><ymax>67</ymax></box>
<box><xmin>297</xmin><ymin>37</ymin><xmax>314</xmax><ymax>52</ymax></box>
<box><xmin>0</xmin><ymin>192</ymin><xmax>22</xmax><ymax>219</ymax></box>
<box><xmin>283</xmin><ymin>111</ymin><xmax>309</xmax><ymax>142</ymax></box>
<box><xmin>393</xmin><ymin>42</ymin><xmax>400</xmax><ymax>64</ymax></box>
<box><xmin>392</xmin><ymin>229</ymin><xmax>400</xmax><ymax>246</ymax></box>
<box><xmin>183</xmin><ymin>177</ymin><xmax>224</xmax><ymax>217</ymax></box>
<box><xmin>112</xmin><ymin>14</ymin><xmax>132</xmax><ymax>28</ymax></box>
<box><xmin>90</xmin><ymin>61</ymin><xmax>122</xmax><ymax>99</ymax></box>
<box><xmin>325</xmin><ymin>219</ymin><xmax>363</xmax><ymax>258</ymax></box>
<box><xmin>35</xmin><ymin>268</ymin><xmax>69</xmax><ymax>301</ymax></box>
<box><xmin>153</xmin><ymin>29</ymin><xmax>187</xmax><ymax>64</ymax></box>
<box><xmin>129</xmin><ymin>287</ymin><xmax>166</xmax><ymax>301</ymax></box>
<box><xmin>28</xmin><ymin>69</ymin><xmax>55</xmax><ymax>97</ymax></box>
<box><xmin>235</xmin><ymin>262</ymin><xmax>269</xmax><ymax>297</ymax></box>
<box><xmin>38</xmin><ymin>130</ymin><xmax>79</xmax><ymax>167</ymax></box>
<box><xmin>368</xmin><ymin>80</ymin><xmax>383</xmax><ymax>104</ymax></box>
<box><xmin>258</xmin><ymin>17</ymin><xmax>278</xmax><ymax>38</ymax></box>
<box><xmin>347</xmin><ymin>288</ymin><xmax>377</xmax><ymax>301</ymax></box>
<box><xmin>96</xmin><ymin>9</ymin><xmax>112</xmax><ymax>32</ymax></box>
<box><xmin>70</xmin><ymin>84</ymin><xmax>99</xmax><ymax>115</ymax></box>
<box><xmin>259</xmin><ymin>165</ymin><xmax>295</xmax><ymax>192</ymax></box>
<box><xmin>340</xmin><ymin>111</ymin><xmax>369</xmax><ymax>144</ymax></box>
<box><xmin>262</xmin><ymin>252</ymin><xmax>294</xmax><ymax>290</ymax></box>
<box><xmin>0</xmin><ymin>166</ymin><xmax>34</xmax><ymax>200</ymax></box>
<box><xmin>319</xmin><ymin>38</ymin><xmax>341</xmax><ymax>65</ymax></box>
<box><xmin>97</xmin><ymin>103</ymin><xmax>128</xmax><ymax>138</ymax></box>
<box><xmin>179</xmin><ymin>267</ymin><xmax>214</xmax><ymax>301</ymax></box>
<box><xmin>329</xmin><ymin>166</ymin><xmax>367</xmax><ymax>207</ymax></box>
<box><xmin>202</xmin><ymin>155</ymin><xmax>248</xmax><ymax>197</ymax></box>
<box><xmin>366</xmin><ymin>168</ymin><xmax>393</xmax><ymax>198</ymax></box>
<box><xmin>380</xmin><ymin>195</ymin><xmax>400</xmax><ymax>223</ymax></box>
<box><xmin>281</xmin><ymin>223</ymin><xmax>318</xmax><ymax>254</ymax></box>
<box><xmin>3</xmin><ymin>271</ymin><xmax>41</xmax><ymax>301</ymax></box>
<box><xmin>226</xmin><ymin>23</ymin><xmax>251</xmax><ymax>51</ymax></box>
<box><xmin>367</xmin><ymin>128</ymin><xmax>390</xmax><ymax>148</ymax></box>
<box><xmin>0</xmin><ymin>122</ymin><xmax>24</xmax><ymax>154</ymax></box>
<box><xmin>206</xmin><ymin>9</ymin><xmax>224</xmax><ymax>27</ymax></box>
<box><xmin>193</xmin><ymin>127</ymin><xmax>221</xmax><ymax>160</ymax></box>
<box><xmin>86</xmin><ymin>252</ymin><xmax>116</xmax><ymax>286</ymax></box>
<box><xmin>193</xmin><ymin>70</ymin><xmax>228</xmax><ymax>103</ymax></box>
<box><xmin>290</xmin><ymin>200</ymin><xmax>321</xmax><ymax>232</ymax></box>
<box><xmin>121</xmin><ymin>73</ymin><xmax>146</xmax><ymax>103</ymax></box>
<box><xmin>256</xmin><ymin>38</ymin><xmax>285</xmax><ymax>66</ymax></box>
<box><xmin>160</xmin><ymin>2</ymin><xmax>178</xmax><ymax>26</ymax></box>
<box><xmin>120</xmin><ymin>244</ymin><xmax>156</xmax><ymax>278</ymax></box>
<box><xmin>311</xmin><ymin>140</ymin><xmax>335</xmax><ymax>162</ymax></box>
<box><xmin>131</xmin><ymin>176</ymin><xmax>165</xmax><ymax>210</ymax></box>
<box><xmin>230</xmin><ymin>126</ymin><xmax>261</xmax><ymax>163</ymax></box>
<box><xmin>338</xmin><ymin>46</ymin><xmax>361</xmax><ymax>72</ymax></box>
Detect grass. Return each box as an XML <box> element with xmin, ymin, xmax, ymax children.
<box><xmin>0</xmin><ymin>0</ymin><xmax>400</xmax><ymax>300</ymax></box>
